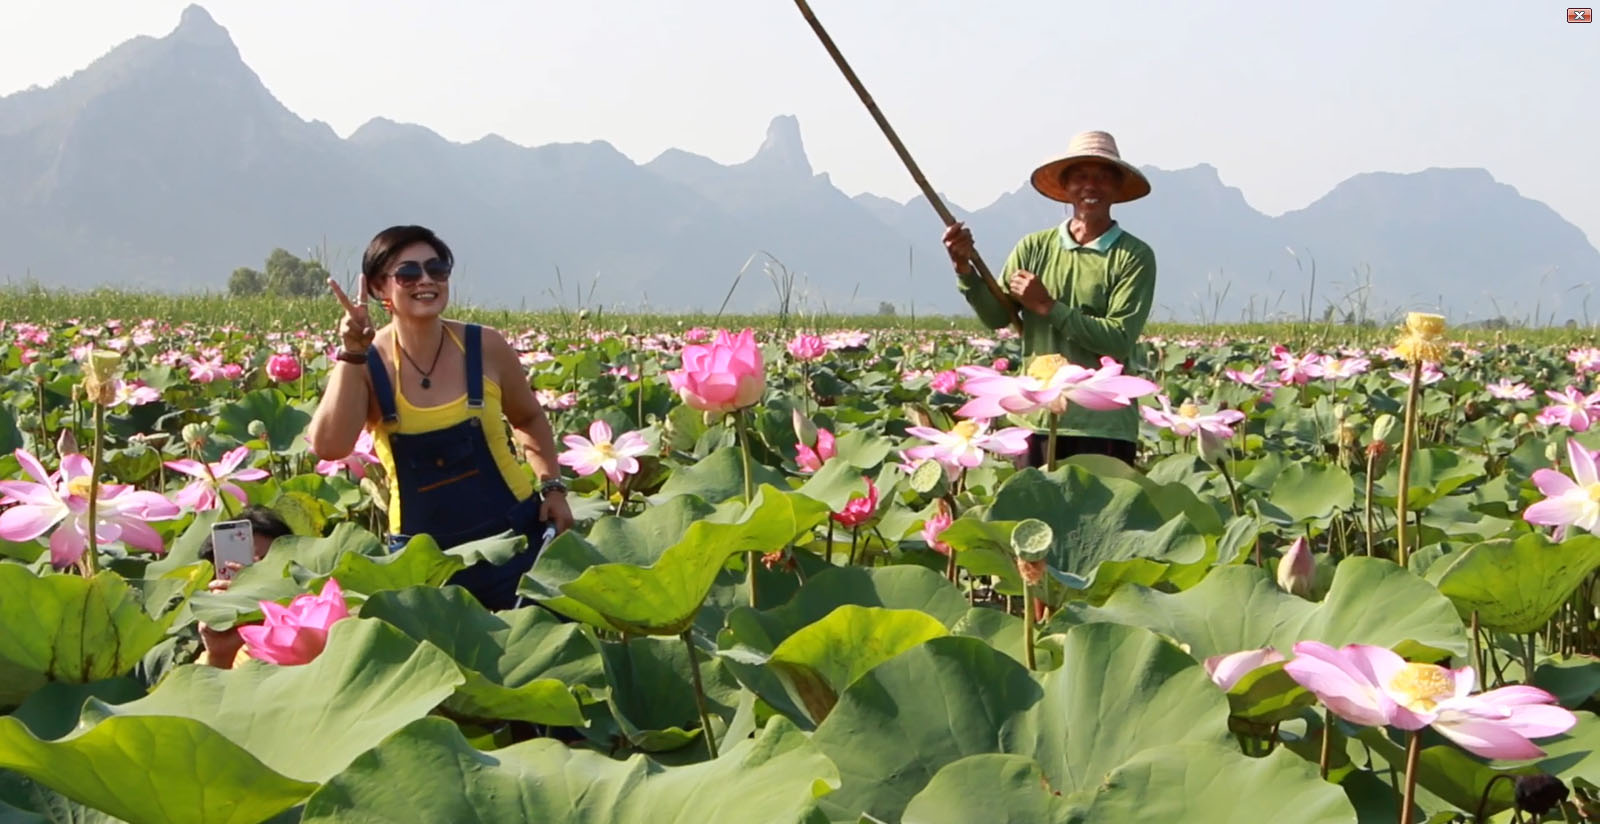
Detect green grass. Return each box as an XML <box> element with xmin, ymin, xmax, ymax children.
<box><xmin>0</xmin><ymin>286</ymin><xmax>1595</xmax><ymax>349</ymax></box>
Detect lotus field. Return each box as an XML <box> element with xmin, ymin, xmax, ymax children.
<box><xmin>3</xmin><ymin>307</ymin><xmax>1600</xmax><ymax>823</ymax></box>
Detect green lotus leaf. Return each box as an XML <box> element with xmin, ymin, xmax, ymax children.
<box><xmin>902</xmin><ymin>754</ymin><xmax>1075</xmax><ymax>824</ymax></box>
<box><xmin>524</xmin><ymin>485</ymin><xmax>828</xmax><ymax>635</ymax></box>
<box><xmin>1059</xmin><ymin>744</ymin><xmax>1357</xmax><ymax>822</ymax></box>
<box><xmin>1376</xmin><ymin>447</ymin><xmax>1488</xmax><ymax>511</ymax></box>
<box><xmin>1259</xmin><ymin>463</ymin><xmax>1357</xmax><ymax>525</ymax></box>
<box><xmin>650</xmin><ymin>445</ymin><xmax>790</xmax><ymax>505</ymax></box>
<box><xmin>597</xmin><ymin>635</ymin><xmax>739</xmax><ymax>753</ymax></box>
<box><xmin>0</xmin><ymin>567</ymin><xmax>182</xmax><ymax>707</ymax></box>
<box><xmin>1052</xmin><ymin>557</ymin><xmax>1469</xmax><ymax>720</ymax></box>
<box><xmin>1433</xmin><ymin>532</ymin><xmax>1600</xmax><ymax>634</ymax></box>
<box><xmin>814</xmin><ymin>624</ymin><xmax>1231</xmax><ymax>823</ymax></box>
<box><xmin>0</xmin><ymin>714</ymin><xmax>317</xmax><ymax>824</ymax></box>
<box><xmin>719</xmin><ymin>566</ymin><xmax>972</xmax><ymax>726</ymax></box>
<box><xmin>74</xmin><ymin>618</ymin><xmax>462</xmax><ymax>783</ymax></box>
<box><xmin>300</xmin><ymin>715</ymin><xmax>838</xmax><ymax>823</ymax></box>
<box><xmin>214</xmin><ymin>388</ymin><xmax>311</xmax><ymax>454</ymax></box>
<box><xmin>756</xmin><ymin>605</ymin><xmax>948</xmax><ymax>723</ymax></box>
<box><xmin>360</xmin><ymin>586</ymin><xmax>600</xmax><ymax>727</ymax></box>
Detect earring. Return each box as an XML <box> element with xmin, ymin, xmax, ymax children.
<box><xmin>381</xmin><ymin>298</ymin><xmax>394</xmax><ymax>311</ymax></box>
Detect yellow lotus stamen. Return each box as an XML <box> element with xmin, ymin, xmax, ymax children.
<box><xmin>1026</xmin><ymin>354</ymin><xmax>1070</xmax><ymax>382</ymax></box>
<box><xmin>67</xmin><ymin>476</ymin><xmax>94</xmax><ymax>499</ymax></box>
<box><xmin>1588</xmin><ymin>485</ymin><xmax>1600</xmax><ymax>504</ymax></box>
<box><xmin>950</xmin><ymin>420</ymin><xmax>981</xmax><ymax>441</ymax></box>
<box><xmin>1178</xmin><ymin>402</ymin><xmax>1200</xmax><ymax>419</ymax></box>
<box><xmin>1388</xmin><ymin>662</ymin><xmax>1456</xmax><ymax>713</ymax></box>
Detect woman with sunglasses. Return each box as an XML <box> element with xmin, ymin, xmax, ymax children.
<box><xmin>308</xmin><ymin>224</ymin><xmax>574</xmax><ymax>610</ymax></box>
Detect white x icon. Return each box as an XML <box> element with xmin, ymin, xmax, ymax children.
<box><xmin>1574</xmin><ymin>9</ymin><xmax>1592</xmax><ymax>20</ymax></box>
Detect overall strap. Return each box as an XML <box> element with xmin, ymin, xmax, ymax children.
<box><xmin>365</xmin><ymin>347</ymin><xmax>399</xmax><ymax>423</ymax></box>
<box><xmin>464</xmin><ymin>324</ymin><xmax>484</xmax><ymax>410</ymax></box>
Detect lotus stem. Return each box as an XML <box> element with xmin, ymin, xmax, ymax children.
<box><xmin>1471</xmin><ymin>611</ymin><xmax>1483</xmax><ymax>693</ymax></box>
<box><xmin>1218</xmin><ymin>459</ymin><xmax>1241</xmax><ymax>517</ymax></box>
<box><xmin>1319</xmin><ymin>709</ymin><xmax>1333</xmax><ymax>779</ymax></box>
<box><xmin>1526</xmin><ymin>632</ymin><xmax>1537</xmax><ymax>686</ymax></box>
<box><xmin>733</xmin><ymin>410</ymin><xmax>758</xmax><ymax>608</ymax></box>
<box><xmin>82</xmin><ymin>402</ymin><xmax>104</xmax><ymax>578</ymax></box>
<box><xmin>682</xmin><ymin>629</ymin><xmax>719</xmax><ymax>760</ymax></box>
<box><xmin>1364</xmin><ymin>447</ymin><xmax>1378</xmax><ymax>557</ymax></box>
<box><xmin>1399</xmin><ymin>729</ymin><xmax>1422</xmax><ymax>824</ymax></box>
<box><xmin>1023</xmin><ymin>588</ymin><xmax>1037</xmax><ymax>670</ymax></box>
<box><xmin>1475</xmin><ymin>774</ymin><xmax>1517</xmax><ymax>823</ymax></box>
<box><xmin>1045</xmin><ymin>413</ymin><xmax>1059</xmax><ymax>471</ymax></box>
<box><xmin>1396</xmin><ymin>359</ymin><xmax>1422</xmax><ymax>567</ymax></box>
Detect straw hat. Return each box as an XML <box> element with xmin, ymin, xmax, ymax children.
<box><xmin>1029</xmin><ymin>130</ymin><xmax>1151</xmax><ymax>204</ymax></box>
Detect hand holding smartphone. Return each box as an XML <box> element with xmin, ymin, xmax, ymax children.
<box><xmin>211</xmin><ymin>519</ymin><xmax>255</xmax><ymax>580</ymax></box>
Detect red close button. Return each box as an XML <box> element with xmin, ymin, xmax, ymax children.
<box><xmin>1570</xmin><ymin>8</ymin><xmax>1594</xmax><ymax>22</ymax></box>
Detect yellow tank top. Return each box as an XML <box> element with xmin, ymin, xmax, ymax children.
<box><xmin>368</xmin><ymin>325</ymin><xmax>535</xmax><ymax>534</ymax></box>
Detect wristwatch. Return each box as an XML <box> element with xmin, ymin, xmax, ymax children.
<box><xmin>539</xmin><ymin>478</ymin><xmax>569</xmax><ymax>495</ymax></box>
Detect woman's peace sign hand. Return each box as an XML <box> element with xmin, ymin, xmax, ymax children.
<box><xmin>329</xmin><ymin>275</ymin><xmax>375</xmax><ymax>353</ymax></box>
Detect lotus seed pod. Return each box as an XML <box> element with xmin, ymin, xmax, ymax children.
<box><xmin>247</xmin><ymin>420</ymin><xmax>269</xmax><ymax>439</ymax></box>
<box><xmin>1513</xmin><ymin>412</ymin><xmax>1530</xmax><ymax>428</ymax></box>
<box><xmin>1371</xmin><ymin>413</ymin><xmax>1399</xmax><ymax>445</ymax></box>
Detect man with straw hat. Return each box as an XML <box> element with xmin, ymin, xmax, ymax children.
<box><xmin>943</xmin><ymin>130</ymin><xmax>1157</xmax><ymax>468</ymax></box>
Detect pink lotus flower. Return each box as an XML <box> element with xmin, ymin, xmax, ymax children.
<box><xmin>1390</xmin><ymin>363</ymin><xmax>1445</xmax><ymax>385</ymax></box>
<box><xmin>265</xmin><ymin>353</ymin><xmax>301</xmax><ymax>383</ymax></box>
<box><xmin>921</xmin><ymin>507</ymin><xmax>953</xmax><ymax>556</ymax></box>
<box><xmin>831</xmin><ymin>477</ymin><xmax>878</xmax><ymax>528</ymax></box>
<box><xmin>1205</xmin><ymin>647</ymin><xmax>1285</xmax><ymax>691</ymax></box>
<box><xmin>823</xmin><ymin>330</ymin><xmax>870</xmax><ymax>351</ymax></box>
<box><xmin>112</xmin><ymin>379</ymin><xmax>161</xmax><ymax>407</ymax></box>
<box><xmin>0</xmin><ymin>449</ymin><xmax>180</xmax><ymax>567</ymax></box>
<box><xmin>683</xmin><ymin>327</ymin><xmax>713</xmax><ymax>344</ymax></box>
<box><xmin>667</xmin><ymin>328</ymin><xmax>765</xmax><ymax>414</ymax></box>
<box><xmin>796</xmin><ymin>428</ymin><xmax>836</xmax><ymax>474</ymax></box>
<box><xmin>1276</xmin><ymin>537</ymin><xmax>1313</xmax><ymax>598</ymax></box>
<box><xmin>164</xmin><ymin>446</ymin><xmax>270</xmax><ymax>511</ymax></box>
<box><xmin>1523</xmin><ymin>438</ymin><xmax>1600</xmax><ymax>537</ymax></box>
<box><xmin>1535</xmin><ymin>386</ymin><xmax>1600</xmax><ymax>432</ymax></box>
<box><xmin>957</xmin><ymin>356</ymin><xmax>1158</xmax><ymax>419</ymax></box>
<box><xmin>1270</xmin><ymin>346</ymin><xmax>1324</xmax><ymax>385</ymax></box>
<box><xmin>314</xmin><ymin>430</ymin><xmax>380</xmax><ymax>480</ymax></box>
<box><xmin>786</xmin><ymin>333</ymin><xmax>826</xmax><ymax>362</ymax></box>
<box><xmin>1568</xmin><ymin>347</ymin><xmax>1600</xmax><ymax>375</ymax></box>
<box><xmin>1320</xmin><ymin>357</ymin><xmax>1370</xmax><ymax>380</ymax></box>
<box><xmin>535</xmin><ymin>389</ymin><xmax>580</xmax><ymax>411</ymax></box>
<box><xmin>1486</xmin><ymin>379</ymin><xmax>1534</xmax><ymax>401</ymax></box>
<box><xmin>930</xmin><ymin>370</ymin><xmax>960</xmax><ymax>394</ymax></box>
<box><xmin>187</xmin><ymin>356</ymin><xmax>228</xmax><ymax>383</ymax></box>
<box><xmin>1140</xmin><ymin>396</ymin><xmax>1245</xmax><ymax>439</ymax></box>
<box><xmin>903</xmin><ymin>419</ymin><xmax>1030</xmax><ymax>473</ymax></box>
<box><xmin>1224</xmin><ymin>365</ymin><xmax>1281</xmax><ymax>389</ymax></box>
<box><xmin>559</xmin><ymin>420</ymin><xmax>650</xmax><ymax>485</ymax></box>
<box><xmin>1284</xmin><ymin>641</ymin><xmax>1576</xmax><ymax>759</ymax></box>
<box><xmin>991</xmin><ymin>358</ymin><xmax>1010</xmax><ymax>372</ymax></box>
<box><xmin>238</xmin><ymin>578</ymin><xmax>351</xmax><ymax>666</ymax></box>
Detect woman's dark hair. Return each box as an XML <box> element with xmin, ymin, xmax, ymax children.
<box><xmin>361</xmin><ymin>225</ymin><xmax>454</xmax><ymax>300</ymax></box>
<box><xmin>197</xmin><ymin>505</ymin><xmax>296</xmax><ymax>562</ymax></box>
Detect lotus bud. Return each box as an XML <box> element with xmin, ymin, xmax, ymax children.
<box><xmin>247</xmin><ymin>420</ymin><xmax>269</xmax><ymax>440</ymax></box>
<box><xmin>791</xmin><ymin>407</ymin><xmax>818</xmax><ymax>447</ymax></box>
<box><xmin>1276</xmin><ymin>537</ymin><xmax>1313</xmax><ymax>598</ymax></box>
<box><xmin>56</xmin><ymin>428</ymin><xmax>79</xmax><ymax>457</ymax></box>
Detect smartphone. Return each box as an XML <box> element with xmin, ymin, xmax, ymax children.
<box><xmin>211</xmin><ymin>519</ymin><xmax>255</xmax><ymax>579</ymax></box>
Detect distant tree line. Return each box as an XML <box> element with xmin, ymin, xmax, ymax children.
<box><xmin>228</xmin><ymin>249</ymin><xmax>330</xmax><ymax>298</ymax></box>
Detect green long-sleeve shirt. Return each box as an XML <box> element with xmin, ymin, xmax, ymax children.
<box><xmin>958</xmin><ymin>220</ymin><xmax>1157</xmax><ymax>442</ymax></box>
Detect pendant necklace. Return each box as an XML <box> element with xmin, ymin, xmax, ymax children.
<box><xmin>398</xmin><ymin>329</ymin><xmax>446</xmax><ymax>389</ymax></box>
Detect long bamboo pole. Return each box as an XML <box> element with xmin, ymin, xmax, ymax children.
<box><xmin>791</xmin><ymin>0</ymin><xmax>1024</xmax><ymax>333</ymax></box>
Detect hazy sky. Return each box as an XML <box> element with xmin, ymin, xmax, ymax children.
<box><xmin>4</xmin><ymin>1</ymin><xmax>1597</xmax><ymax>246</ymax></box>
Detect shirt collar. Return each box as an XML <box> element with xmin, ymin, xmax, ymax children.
<box><xmin>1058</xmin><ymin>219</ymin><xmax>1123</xmax><ymax>253</ymax></box>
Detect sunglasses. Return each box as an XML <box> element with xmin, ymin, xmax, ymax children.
<box><xmin>390</xmin><ymin>258</ymin><xmax>453</xmax><ymax>285</ymax></box>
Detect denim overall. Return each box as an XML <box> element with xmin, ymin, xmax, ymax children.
<box><xmin>366</xmin><ymin>324</ymin><xmax>545</xmax><ymax>610</ymax></box>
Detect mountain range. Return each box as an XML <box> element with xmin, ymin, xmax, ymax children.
<box><xmin>4</xmin><ymin>5</ymin><xmax>1597</xmax><ymax>324</ymax></box>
